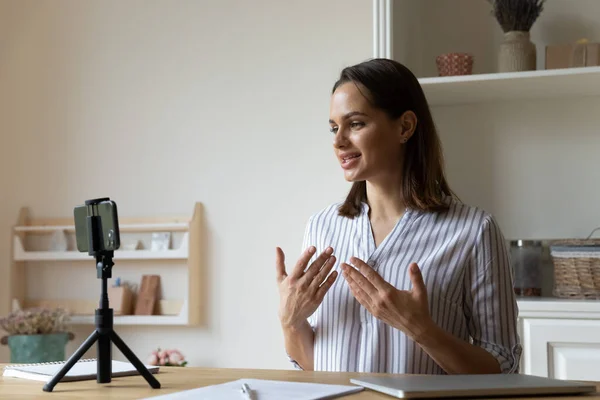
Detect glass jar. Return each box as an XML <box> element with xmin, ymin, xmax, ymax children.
<box><xmin>510</xmin><ymin>240</ymin><xmax>543</xmax><ymax>297</ymax></box>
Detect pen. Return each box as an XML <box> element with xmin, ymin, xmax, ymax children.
<box><xmin>241</xmin><ymin>382</ymin><xmax>255</xmax><ymax>400</ymax></box>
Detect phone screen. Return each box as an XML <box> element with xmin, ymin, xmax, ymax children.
<box><xmin>74</xmin><ymin>205</ymin><xmax>89</xmax><ymax>252</ymax></box>
<box><xmin>98</xmin><ymin>201</ymin><xmax>120</xmax><ymax>251</ymax></box>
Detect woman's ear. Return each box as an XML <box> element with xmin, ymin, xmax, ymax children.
<box><xmin>398</xmin><ymin>110</ymin><xmax>417</xmax><ymax>143</ymax></box>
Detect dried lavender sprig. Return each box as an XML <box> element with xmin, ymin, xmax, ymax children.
<box><xmin>488</xmin><ymin>0</ymin><xmax>545</xmax><ymax>32</ymax></box>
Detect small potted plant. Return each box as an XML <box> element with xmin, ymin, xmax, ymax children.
<box><xmin>147</xmin><ymin>348</ymin><xmax>188</xmax><ymax>367</ymax></box>
<box><xmin>488</xmin><ymin>0</ymin><xmax>545</xmax><ymax>72</ymax></box>
<box><xmin>0</xmin><ymin>307</ymin><xmax>74</xmax><ymax>363</ymax></box>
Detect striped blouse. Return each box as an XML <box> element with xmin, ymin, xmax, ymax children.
<box><xmin>291</xmin><ymin>197</ymin><xmax>522</xmax><ymax>374</ymax></box>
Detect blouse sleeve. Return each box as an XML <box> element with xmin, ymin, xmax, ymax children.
<box><xmin>464</xmin><ymin>215</ymin><xmax>523</xmax><ymax>373</ymax></box>
<box><xmin>287</xmin><ymin>215</ymin><xmax>317</xmax><ymax>370</ymax></box>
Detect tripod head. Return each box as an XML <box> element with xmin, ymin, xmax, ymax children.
<box><xmin>74</xmin><ymin>197</ymin><xmax>120</xmax><ymax>279</ymax></box>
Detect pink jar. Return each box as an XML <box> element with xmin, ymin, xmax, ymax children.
<box><xmin>436</xmin><ymin>53</ymin><xmax>474</xmax><ymax>76</ymax></box>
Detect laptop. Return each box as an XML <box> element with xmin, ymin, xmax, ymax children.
<box><xmin>350</xmin><ymin>374</ymin><xmax>597</xmax><ymax>399</ymax></box>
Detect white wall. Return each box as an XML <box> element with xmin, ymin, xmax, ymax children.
<box><xmin>0</xmin><ymin>0</ymin><xmax>372</xmax><ymax>367</ymax></box>
<box><xmin>392</xmin><ymin>0</ymin><xmax>425</xmax><ymax>74</ymax></box>
<box><xmin>433</xmin><ymin>97</ymin><xmax>600</xmax><ymax>240</ymax></box>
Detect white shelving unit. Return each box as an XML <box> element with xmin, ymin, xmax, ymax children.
<box><xmin>419</xmin><ymin>66</ymin><xmax>600</xmax><ymax>106</ymax></box>
<box><xmin>9</xmin><ymin>203</ymin><xmax>205</xmax><ymax>327</ymax></box>
<box><xmin>381</xmin><ymin>0</ymin><xmax>600</xmax><ymax>381</ymax></box>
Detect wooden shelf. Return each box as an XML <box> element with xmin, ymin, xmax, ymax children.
<box><xmin>9</xmin><ymin>203</ymin><xmax>205</xmax><ymax>327</ymax></box>
<box><xmin>13</xmin><ymin>222</ymin><xmax>189</xmax><ymax>234</ymax></box>
<box><xmin>69</xmin><ymin>314</ymin><xmax>188</xmax><ymax>326</ymax></box>
<box><xmin>419</xmin><ymin>66</ymin><xmax>600</xmax><ymax>106</ymax></box>
<box><xmin>14</xmin><ymin>247</ymin><xmax>188</xmax><ymax>262</ymax></box>
<box><xmin>23</xmin><ymin>299</ymin><xmax>187</xmax><ymax>325</ymax></box>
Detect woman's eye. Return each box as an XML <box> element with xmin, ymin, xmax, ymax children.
<box><xmin>330</xmin><ymin>126</ymin><xmax>338</xmax><ymax>134</ymax></box>
<box><xmin>350</xmin><ymin>121</ymin><xmax>364</xmax><ymax>129</ymax></box>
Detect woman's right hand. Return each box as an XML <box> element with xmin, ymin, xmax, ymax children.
<box><xmin>275</xmin><ymin>246</ymin><xmax>337</xmax><ymax>330</ymax></box>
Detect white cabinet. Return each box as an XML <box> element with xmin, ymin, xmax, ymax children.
<box><xmin>522</xmin><ymin>318</ymin><xmax>600</xmax><ymax>380</ymax></box>
<box><xmin>518</xmin><ymin>299</ymin><xmax>600</xmax><ymax>381</ymax></box>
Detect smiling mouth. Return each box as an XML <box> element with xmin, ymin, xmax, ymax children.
<box><xmin>342</xmin><ymin>154</ymin><xmax>361</xmax><ymax>164</ymax></box>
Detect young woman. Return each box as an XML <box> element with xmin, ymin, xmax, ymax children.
<box><xmin>275</xmin><ymin>59</ymin><xmax>521</xmax><ymax>375</ymax></box>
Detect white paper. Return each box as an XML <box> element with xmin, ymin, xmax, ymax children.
<box><xmin>3</xmin><ymin>359</ymin><xmax>159</xmax><ymax>382</ymax></box>
<box><xmin>142</xmin><ymin>378</ymin><xmax>363</xmax><ymax>400</ymax></box>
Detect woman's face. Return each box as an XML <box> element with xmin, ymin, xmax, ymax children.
<box><xmin>329</xmin><ymin>82</ymin><xmax>415</xmax><ymax>183</ymax></box>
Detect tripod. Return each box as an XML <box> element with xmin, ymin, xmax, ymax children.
<box><xmin>43</xmin><ymin>203</ymin><xmax>161</xmax><ymax>392</ymax></box>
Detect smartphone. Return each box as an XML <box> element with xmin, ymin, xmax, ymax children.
<box><xmin>74</xmin><ymin>198</ymin><xmax>120</xmax><ymax>253</ymax></box>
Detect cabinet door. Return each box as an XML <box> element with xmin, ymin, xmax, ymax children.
<box><xmin>522</xmin><ymin>318</ymin><xmax>600</xmax><ymax>381</ymax></box>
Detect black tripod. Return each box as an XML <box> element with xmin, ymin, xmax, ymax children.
<box><xmin>43</xmin><ymin>201</ymin><xmax>161</xmax><ymax>392</ymax></box>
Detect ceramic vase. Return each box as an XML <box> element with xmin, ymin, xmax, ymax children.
<box><xmin>6</xmin><ymin>332</ymin><xmax>69</xmax><ymax>363</ymax></box>
<box><xmin>498</xmin><ymin>31</ymin><xmax>536</xmax><ymax>72</ymax></box>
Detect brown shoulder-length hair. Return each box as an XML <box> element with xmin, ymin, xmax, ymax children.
<box><xmin>333</xmin><ymin>58</ymin><xmax>456</xmax><ymax>218</ymax></box>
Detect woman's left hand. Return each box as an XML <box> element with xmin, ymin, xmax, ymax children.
<box><xmin>341</xmin><ymin>257</ymin><xmax>434</xmax><ymax>341</ymax></box>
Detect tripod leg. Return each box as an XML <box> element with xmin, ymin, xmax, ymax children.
<box><xmin>43</xmin><ymin>330</ymin><xmax>100</xmax><ymax>392</ymax></box>
<box><xmin>97</xmin><ymin>330</ymin><xmax>112</xmax><ymax>383</ymax></box>
<box><xmin>110</xmin><ymin>330</ymin><xmax>161</xmax><ymax>389</ymax></box>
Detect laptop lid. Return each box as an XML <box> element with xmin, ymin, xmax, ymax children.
<box><xmin>349</xmin><ymin>374</ymin><xmax>597</xmax><ymax>399</ymax></box>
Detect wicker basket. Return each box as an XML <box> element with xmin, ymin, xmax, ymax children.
<box><xmin>551</xmin><ymin>239</ymin><xmax>600</xmax><ymax>300</ymax></box>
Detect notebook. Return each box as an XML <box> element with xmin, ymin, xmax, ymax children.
<box><xmin>2</xmin><ymin>358</ymin><xmax>160</xmax><ymax>383</ymax></box>
<box><xmin>141</xmin><ymin>378</ymin><xmax>363</xmax><ymax>400</ymax></box>
<box><xmin>349</xmin><ymin>374</ymin><xmax>597</xmax><ymax>399</ymax></box>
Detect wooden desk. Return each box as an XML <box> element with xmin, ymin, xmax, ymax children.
<box><xmin>1</xmin><ymin>365</ymin><xmax>600</xmax><ymax>400</ymax></box>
